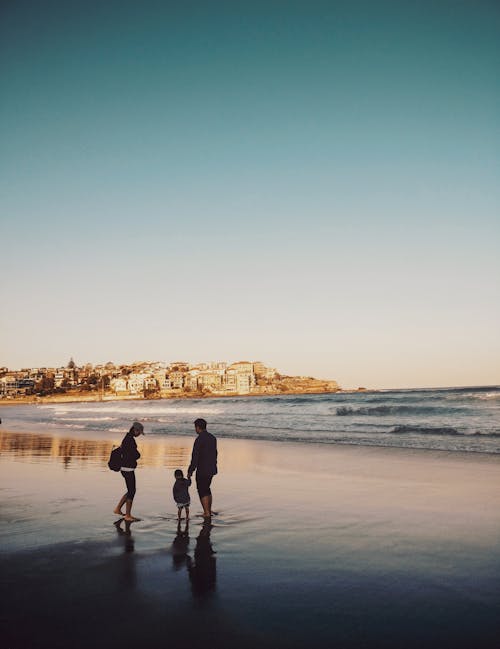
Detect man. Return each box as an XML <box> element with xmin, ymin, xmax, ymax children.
<box><xmin>187</xmin><ymin>418</ymin><xmax>217</xmax><ymax>519</ymax></box>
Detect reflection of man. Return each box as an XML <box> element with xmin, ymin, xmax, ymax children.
<box><xmin>188</xmin><ymin>521</ymin><xmax>216</xmax><ymax>597</ymax></box>
<box><xmin>187</xmin><ymin>418</ymin><xmax>217</xmax><ymax>519</ymax></box>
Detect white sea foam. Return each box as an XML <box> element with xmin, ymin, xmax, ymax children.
<box><xmin>59</xmin><ymin>424</ymin><xmax>86</xmax><ymax>429</ymax></box>
<box><xmin>58</xmin><ymin>417</ymin><xmax>115</xmax><ymax>422</ymax></box>
<box><xmin>40</xmin><ymin>404</ymin><xmax>223</xmax><ymax>416</ymax></box>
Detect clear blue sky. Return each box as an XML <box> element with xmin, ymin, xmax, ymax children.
<box><xmin>1</xmin><ymin>0</ymin><xmax>499</xmax><ymax>388</ymax></box>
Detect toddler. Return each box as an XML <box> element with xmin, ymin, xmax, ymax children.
<box><xmin>173</xmin><ymin>469</ymin><xmax>191</xmax><ymax>519</ymax></box>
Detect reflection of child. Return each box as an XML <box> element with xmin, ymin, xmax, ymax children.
<box><xmin>172</xmin><ymin>520</ymin><xmax>190</xmax><ymax>570</ymax></box>
<box><xmin>173</xmin><ymin>469</ymin><xmax>191</xmax><ymax>520</ymax></box>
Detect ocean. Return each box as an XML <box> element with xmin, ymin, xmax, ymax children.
<box><xmin>3</xmin><ymin>385</ymin><xmax>500</xmax><ymax>454</ymax></box>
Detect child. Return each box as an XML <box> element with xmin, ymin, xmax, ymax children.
<box><xmin>173</xmin><ymin>469</ymin><xmax>191</xmax><ymax>520</ymax></box>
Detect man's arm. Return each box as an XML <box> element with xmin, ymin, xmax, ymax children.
<box><xmin>187</xmin><ymin>438</ymin><xmax>199</xmax><ymax>478</ymax></box>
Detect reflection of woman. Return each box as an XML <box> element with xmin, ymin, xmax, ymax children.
<box><xmin>114</xmin><ymin>421</ymin><xmax>144</xmax><ymax>521</ymax></box>
<box><xmin>114</xmin><ymin>518</ymin><xmax>134</xmax><ymax>553</ymax></box>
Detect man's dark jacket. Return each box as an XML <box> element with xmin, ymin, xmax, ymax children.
<box><xmin>188</xmin><ymin>431</ymin><xmax>217</xmax><ymax>477</ymax></box>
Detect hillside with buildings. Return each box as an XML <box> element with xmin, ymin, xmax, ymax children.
<box><xmin>0</xmin><ymin>359</ymin><xmax>340</xmax><ymax>402</ymax></box>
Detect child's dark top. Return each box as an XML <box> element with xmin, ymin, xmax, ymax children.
<box><xmin>173</xmin><ymin>477</ymin><xmax>192</xmax><ymax>503</ymax></box>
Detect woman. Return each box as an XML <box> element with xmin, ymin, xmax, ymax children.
<box><xmin>114</xmin><ymin>421</ymin><xmax>144</xmax><ymax>521</ymax></box>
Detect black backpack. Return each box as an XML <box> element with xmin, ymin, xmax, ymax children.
<box><xmin>108</xmin><ymin>446</ymin><xmax>123</xmax><ymax>471</ymax></box>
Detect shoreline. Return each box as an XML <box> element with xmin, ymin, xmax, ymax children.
<box><xmin>2</xmin><ymin>383</ymin><xmax>497</xmax><ymax>408</ymax></box>
<box><xmin>0</xmin><ymin>387</ymin><xmax>353</xmax><ymax>407</ymax></box>
<box><xmin>2</xmin><ymin>423</ymin><xmax>499</xmax><ymax>460</ymax></box>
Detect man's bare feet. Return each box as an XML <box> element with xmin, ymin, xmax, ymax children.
<box><xmin>113</xmin><ymin>509</ymin><xmax>125</xmax><ymax>516</ymax></box>
<box><xmin>123</xmin><ymin>515</ymin><xmax>140</xmax><ymax>522</ymax></box>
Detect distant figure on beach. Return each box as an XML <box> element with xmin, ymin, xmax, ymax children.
<box><xmin>173</xmin><ymin>469</ymin><xmax>191</xmax><ymax>520</ymax></box>
<box><xmin>187</xmin><ymin>418</ymin><xmax>217</xmax><ymax>519</ymax></box>
<box><xmin>114</xmin><ymin>421</ymin><xmax>144</xmax><ymax>522</ymax></box>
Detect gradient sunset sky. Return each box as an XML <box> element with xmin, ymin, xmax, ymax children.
<box><xmin>1</xmin><ymin>1</ymin><xmax>499</xmax><ymax>388</ymax></box>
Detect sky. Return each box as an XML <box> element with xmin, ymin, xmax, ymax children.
<box><xmin>1</xmin><ymin>0</ymin><xmax>499</xmax><ymax>389</ymax></box>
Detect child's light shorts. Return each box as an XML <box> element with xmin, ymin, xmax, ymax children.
<box><xmin>176</xmin><ymin>501</ymin><xmax>190</xmax><ymax>509</ymax></box>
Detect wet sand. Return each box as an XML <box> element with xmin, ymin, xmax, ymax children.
<box><xmin>1</xmin><ymin>428</ymin><xmax>499</xmax><ymax>648</ymax></box>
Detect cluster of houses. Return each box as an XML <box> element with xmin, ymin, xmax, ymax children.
<box><xmin>0</xmin><ymin>359</ymin><xmax>281</xmax><ymax>398</ymax></box>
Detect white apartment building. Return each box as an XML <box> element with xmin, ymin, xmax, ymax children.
<box><xmin>225</xmin><ymin>369</ymin><xmax>237</xmax><ymax>392</ymax></box>
<box><xmin>198</xmin><ymin>371</ymin><xmax>223</xmax><ymax>391</ymax></box>
<box><xmin>144</xmin><ymin>377</ymin><xmax>158</xmax><ymax>391</ymax></box>
<box><xmin>229</xmin><ymin>361</ymin><xmax>254</xmax><ymax>374</ymax></box>
<box><xmin>110</xmin><ymin>377</ymin><xmax>128</xmax><ymax>394</ymax></box>
<box><xmin>185</xmin><ymin>369</ymin><xmax>200</xmax><ymax>391</ymax></box>
<box><xmin>0</xmin><ymin>376</ymin><xmax>18</xmax><ymax>395</ymax></box>
<box><xmin>236</xmin><ymin>373</ymin><xmax>252</xmax><ymax>394</ymax></box>
<box><xmin>127</xmin><ymin>373</ymin><xmax>148</xmax><ymax>395</ymax></box>
<box><xmin>169</xmin><ymin>371</ymin><xmax>185</xmax><ymax>389</ymax></box>
<box><xmin>227</xmin><ymin>362</ymin><xmax>256</xmax><ymax>394</ymax></box>
<box><xmin>210</xmin><ymin>361</ymin><xmax>227</xmax><ymax>371</ymax></box>
<box><xmin>253</xmin><ymin>362</ymin><xmax>267</xmax><ymax>376</ymax></box>
<box><xmin>154</xmin><ymin>372</ymin><xmax>169</xmax><ymax>390</ymax></box>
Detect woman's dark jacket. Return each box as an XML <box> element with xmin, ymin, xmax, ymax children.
<box><xmin>121</xmin><ymin>432</ymin><xmax>141</xmax><ymax>469</ymax></box>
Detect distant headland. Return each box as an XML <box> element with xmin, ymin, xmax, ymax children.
<box><xmin>0</xmin><ymin>358</ymin><xmax>344</xmax><ymax>405</ymax></box>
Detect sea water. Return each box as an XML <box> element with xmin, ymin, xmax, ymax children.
<box><xmin>3</xmin><ymin>385</ymin><xmax>500</xmax><ymax>454</ymax></box>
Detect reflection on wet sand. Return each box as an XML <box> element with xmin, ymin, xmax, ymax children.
<box><xmin>114</xmin><ymin>518</ymin><xmax>135</xmax><ymax>553</ymax></box>
<box><xmin>172</xmin><ymin>519</ymin><xmax>190</xmax><ymax>570</ymax></box>
<box><xmin>170</xmin><ymin>519</ymin><xmax>217</xmax><ymax>598</ymax></box>
<box><xmin>113</xmin><ymin>518</ymin><xmax>138</xmax><ymax>591</ymax></box>
<box><xmin>189</xmin><ymin>521</ymin><xmax>217</xmax><ymax>598</ymax></box>
<box><xmin>0</xmin><ymin>429</ymin><xmax>190</xmax><ymax>468</ymax></box>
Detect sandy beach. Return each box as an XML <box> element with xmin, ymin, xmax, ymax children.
<box><xmin>1</xmin><ymin>426</ymin><xmax>499</xmax><ymax>649</ymax></box>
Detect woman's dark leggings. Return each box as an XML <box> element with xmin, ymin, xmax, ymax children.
<box><xmin>121</xmin><ymin>470</ymin><xmax>136</xmax><ymax>500</ymax></box>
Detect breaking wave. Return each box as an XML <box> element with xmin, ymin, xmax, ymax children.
<box><xmin>390</xmin><ymin>425</ymin><xmax>461</xmax><ymax>436</ymax></box>
<box><xmin>335</xmin><ymin>405</ymin><xmax>461</xmax><ymax>416</ymax></box>
<box><xmin>389</xmin><ymin>425</ymin><xmax>500</xmax><ymax>437</ymax></box>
